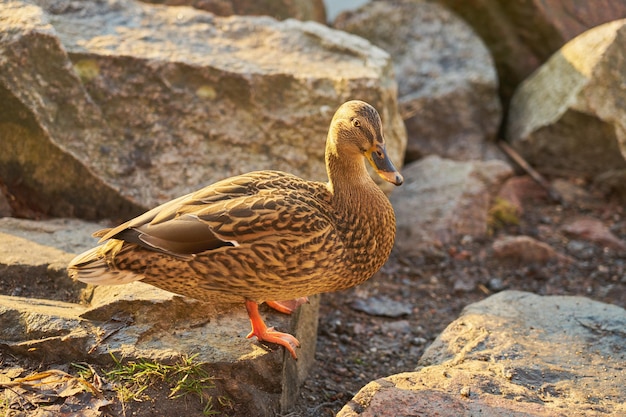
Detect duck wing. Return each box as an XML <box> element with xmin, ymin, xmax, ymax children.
<box><xmin>94</xmin><ymin>171</ymin><xmax>333</xmax><ymax>259</ymax></box>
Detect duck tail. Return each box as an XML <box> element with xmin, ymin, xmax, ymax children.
<box><xmin>67</xmin><ymin>240</ymin><xmax>143</xmax><ymax>285</ymax></box>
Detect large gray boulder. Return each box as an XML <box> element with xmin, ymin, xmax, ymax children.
<box><xmin>334</xmin><ymin>0</ymin><xmax>501</xmax><ymax>162</ymax></box>
<box><xmin>507</xmin><ymin>19</ymin><xmax>626</xmax><ymax>196</ymax></box>
<box><xmin>0</xmin><ymin>217</ymin><xmax>318</xmax><ymax>415</ymax></box>
<box><xmin>0</xmin><ymin>0</ymin><xmax>405</xmax><ymax>219</ymax></box>
<box><xmin>391</xmin><ymin>156</ymin><xmax>513</xmax><ymax>256</ymax></box>
<box><xmin>339</xmin><ymin>291</ymin><xmax>626</xmax><ymax>416</ymax></box>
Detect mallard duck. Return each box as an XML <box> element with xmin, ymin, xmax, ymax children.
<box><xmin>68</xmin><ymin>100</ymin><xmax>403</xmax><ymax>359</ymax></box>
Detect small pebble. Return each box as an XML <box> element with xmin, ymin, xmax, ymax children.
<box><xmin>381</xmin><ymin>320</ymin><xmax>411</xmax><ymax>334</ymax></box>
<box><xmin>10</xmin><ymin>286</ymin><xmax>25</xmax><ymax>297</ymax></box>
<box><xmin>350</xmin><ymin>296</ymin><xmax>413</xmax><ymax>318</ymax></box>
<box><xmin>539</xmin><ymin>216</ymin><xmax>552</xmax><ymax>224</ymax></box>
<box><xmin>567</xmin><ymin>240</ymin><xmax>595</xmax><ymax>260</ymax></box>
<box><xmin>460</xmin><ymin>235</ymin><xmax>473</xmax><ymax>245</ymax></box>
<box><xmin>453</xmin><ymin>278</ymin><xmax>475</xmax><ymax>293</ymax></box>
<box><xmin>487</xmin><ymin>277</ymin><xmax>506</xmax><ymax>292</ymax></box>
<box><xmin>411</xmin><ymin>337</ymin><xmax>427</xmax><ymax>346</ymax></box>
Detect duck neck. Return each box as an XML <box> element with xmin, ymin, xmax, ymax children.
<box><xmin>325</xmin><ymin>142</ymin><xmax>377</xmax><ymax>204</ymax></box>
<box><xmin>324</xmin><ymin>135</ymin><xmax>396</xmax><ymax>287</ymax></box>
<box><xmin>326</xmin><ymin>142</ymin><xmax>387</xmax><ymax>219</ymax></box>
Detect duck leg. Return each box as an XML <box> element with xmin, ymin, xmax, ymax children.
<box><xmin>265</xmin><ymin>297</ymin><xmax>309</xmax><ymax>314</ymax></box>
<box><xmin>245</xmin><ymin>300</ymin><xmax>300</xmax><ymax>359</ymax></box>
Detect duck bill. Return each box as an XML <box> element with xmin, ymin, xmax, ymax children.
<box><xmin>366</xmin><ymin>144</ymin><xmax>404</xmax><ymax>186</ymax></box>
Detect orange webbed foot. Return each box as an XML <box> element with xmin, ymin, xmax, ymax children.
<box><xmin>245</xmin><ymin>300</ymin><xmax>300</xmax><ymax>359</ymax></box>
<box><xmin>265</xmin><ymin>297</ymin><xmax>309</xmax><ymax>314</ymax></box>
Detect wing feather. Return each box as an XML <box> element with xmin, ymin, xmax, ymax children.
<box><xmin>92</xmin><ymin>171</ymin><xmax>334</xmax><ymax>258</ymax></box>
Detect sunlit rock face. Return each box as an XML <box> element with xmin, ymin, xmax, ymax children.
<box><xmin>0</xmin><ymin>0</ymin><xmax>405</xmax><ymax>219</ymax></box>
<box><xmin>338</xmin><ymin>291</ymin><xmax>626</xmax><ymax>417</ymax></box>
<box><xmin>507</xmin><ymin>20</ymin><xmax>626</xmax><ymax>192</ymax></box>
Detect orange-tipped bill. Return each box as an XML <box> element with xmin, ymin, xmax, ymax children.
<box><xmin>366</xmin><ymin>144</ymin><xmax>403</xmax><ymax>186</ymax></box>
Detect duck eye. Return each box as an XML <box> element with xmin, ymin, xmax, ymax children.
<box><xmin>352</xmin><ymin>118</ymin><xmax>361</xmax><ymax>128</ymax></box>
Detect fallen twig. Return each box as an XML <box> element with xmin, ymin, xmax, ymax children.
<box><xmin>498</xmin><ymin>141</ymin><xmax>563</xmax><ymax>203</ymax></box>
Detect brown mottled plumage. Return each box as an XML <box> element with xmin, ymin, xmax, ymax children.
<box><xmin>68</xmin><ymin>100</ymin><xmax>403</xmax><ymax>359</ymax></box>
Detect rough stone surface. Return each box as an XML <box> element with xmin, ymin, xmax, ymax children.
<box><xmin>0</xmin><ymin>218</ymin><xmax>98</xmax><ymax>302</ymax></box>
<box><xmin>0</xmin><ymin>217</ymin><xmax>103</xmax><ymax>254</ymax></box>
<box><xmin>0</xmin><ymin>0</ymin><xmax>405</xmax><ymax>219</ymax></box>
<box><xmin>391</xmin><ymin>155</ymin><xmax>513</xmax><ymax>255</ymax></box>
<box><xmin>338</xmin><ymin>291</ymin><xmax>626</xmax><ymax>416</ymax></box>
<box><xmin>0</xmin><ymin>1</ymin><xmax>144</xmax><ymax>219</ymax></box>
<box><xmin>561</xmin><ymin>217</ymin><xmax>626</xmax><ymax>252</ymax></box>
<box><xmin>0</xmin><ymin>218</ymin><xmax>319</xmax><ymax>415</ymax></box>
<box><xmin>140</xmin><ymin>0</ymin><xmax>327</xmax><ymax>23</ymax></box>
<box><xmin>506</xmin><ymin>20</ymin><xmax>626</xmax><ymax>184</ymax></box>
<box><xmin>334</xmin><ymin>0</ymin><xmax>501</xmax><ymax>162</ymax></box>
<box><xmin>496</xmin><ymin>175</ymin><xmax>549</xmax><ymax>216</ymax></box>
<box><xmin>551</xmin><ymin>178</ymin><xmax>601</xmax><ymax>210</ymax></box>
<box><xmin>439</xmin><ymin>0</ymin><xmax>626</xmax><ymax>106</ymax></box>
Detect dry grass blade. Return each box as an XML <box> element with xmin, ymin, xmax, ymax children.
<box><xmin>0</xmin><ymin>368</ymin><xmax>100</xmax><ymax>397</ymax></box>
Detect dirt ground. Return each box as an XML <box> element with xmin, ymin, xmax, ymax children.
<box><xmin>1</xmin><ymin>175</ymin><xmax>625</xmax><ymax>416</ymax></box>
<box><xmin>288</xmin><ymin>176</ymin><xmax>626</xmax><ymax>416</ymax></box>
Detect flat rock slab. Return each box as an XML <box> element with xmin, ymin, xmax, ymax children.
<box><xmin>0</xmin><ymin>218</ymin><xmax>318</xmax><ymax>415</ymax></box>
<box><xmin>339</xmin><ymin>291</ymin><xmax>626</xmax><ymax>416</ymax></box>
<box><xmin>0</xmin><ymin>217</ymin><xmax>99</xmax><ymax>302</ymax></box>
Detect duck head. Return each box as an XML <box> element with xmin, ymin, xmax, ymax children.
<box><xmin>327</xmin><ymin>100</ymin><xmax>404</xmax><ymax>186</ymax></box>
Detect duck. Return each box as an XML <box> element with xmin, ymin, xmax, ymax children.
<box><xmin>68</xmin><ymin>100</ymin><xmax>403</xmax><ymax>359</ymax></box>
